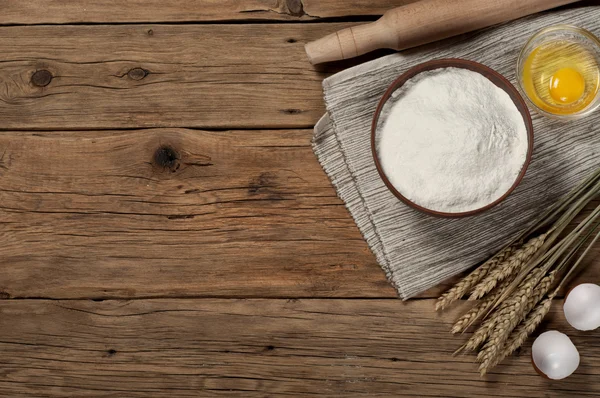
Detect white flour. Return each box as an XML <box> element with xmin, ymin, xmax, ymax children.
<box><xmin>376</xmin><ymin>67</ymin><xmax>529</xmax><ymax>213</ymax></box>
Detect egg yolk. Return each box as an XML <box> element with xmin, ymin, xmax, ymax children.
<box><xmin>549</xmin><ymin>67</ymin><xmax>585</xmax><ymax>104</ymax></box>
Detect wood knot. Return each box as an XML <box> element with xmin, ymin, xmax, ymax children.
<box><xmin>31</xmin><ymin>70</ymin><xmax>53</xmax><ymax>87</ymax></box>
<box><xmin>154</xmin><ymin>145</ymin><xmax>180</xmax><ymax>172</ymax></box>
<box><xmin>286</xmin><ymin>0</ymin><xmax>305</xmax><ymax>17</ymax></box>
<box><xmin>128</xmin><ymin>68</ymin><xmax>148</xmax><ymax>81</ymax></box>
<box><xmin>147</xmin><ymin>29</ymin><xmax>154</xmax><ymax>36</ymax></box>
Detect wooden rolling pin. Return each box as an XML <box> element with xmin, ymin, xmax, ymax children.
<box><xmin>305</xmin><ymin>0</ymin><xmax>580</xmax><ymax>64</ymax></box>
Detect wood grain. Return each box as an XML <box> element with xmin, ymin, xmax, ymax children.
<box><xmin>0</xmin><ymin>128</ymin><xmax>395</xmax><ymax>299</ymax></box>
<box><xmin>0</xmin><ymin>23</ymin><xmax>348</xmax><ymax>130</ymax></box>
<box><xmin>0</xmin><ymin>128</ymin><xmax>597</xmax><ymax>300</ymax></box>
<box><xmin>0</xmin><ymin>298</ymin><xmax>598</xmax><ymax>397</ymax></box>
<box><xmin>0</xmin><ymin>0</ymin><xmax>418</xmax><ymax>24</ymax></box>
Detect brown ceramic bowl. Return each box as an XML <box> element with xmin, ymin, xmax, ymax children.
<box><xmin>371</xmin><ymin>58</ymin><xmax>534</xmax><ymax>218</ymax></box>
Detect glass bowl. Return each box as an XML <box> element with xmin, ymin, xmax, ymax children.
<box><xmin>517</xmin><ymin>25</ymin><xmax>600</xmax><ymax>120</ymax></box>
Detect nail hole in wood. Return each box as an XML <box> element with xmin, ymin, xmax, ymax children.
<box><xmin>107</xmin><ymin>349</ymin><xmax>117</xmax><ymax>357</ymax></box>
<box><xmin>31</xmin><ymin>70</ymin><xmax>53</xmax><ymax>87</ymax></box>
<box><xmin>265</xmin><ymin>345</ymin><xmax>275</xmax><ymax>351</ymax></box>
<box><xmin>128</xmin><ymin>68</ymin><xmax>148</xmax><ymax>81</ymax></box>
<box><xmin>147</xmin><ymin>29</ymin><xmax>154</xmax><ymax>36</ymax></box>
<box><xmin>286</xmin><ymin>38</ymin><xmax>297</xmax><ymax>43</ymax></box>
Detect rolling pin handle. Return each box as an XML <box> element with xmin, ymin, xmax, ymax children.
<box><xmin>305</xmin><ymin>21</ymin><xmax>387</xmax><ymax>65</ymax></box>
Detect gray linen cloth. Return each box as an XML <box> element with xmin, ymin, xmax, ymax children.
<box><xmin>313</xmin><ymin>7</ymin><xmax>600</xmax><ymax>299</ymax></box>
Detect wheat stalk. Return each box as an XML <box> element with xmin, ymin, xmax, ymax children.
<box><xmin>469</xmin><ymin>234</ymin><xmax>547</xmax><ymax>301</ymax></box>
<box><xmin>479</xmin><ymin>223</ymin><xmax>600</xmax><ymax>374</ymax></box>
<box><xmin>490</xmin><ymin>190</ymin><xmax>600</xmax><ymax>315</ymax></box>
<box><xmin>441</xmin><ymin>168</ymin><xmax>600</xmax><ymax>376</ymax></box>
<box><xmin>436</xmin><ymin>246</ymin><xmax>514</xmax><ymax>311</ymax></box>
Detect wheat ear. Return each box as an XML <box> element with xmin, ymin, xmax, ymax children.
<box><xmin>463</xmin><ymin>270</ymin><xmax>546</xmax><ymax>354</ymax></box>
<box><xmin>482</xmin><ymin>292</ymin><xmax>557</xmax><ymax>375</ymax></box>
<box><xmin>469</xmin><ymin>234</ymin><xmax>547</xmax><ymax>301</ymax></box>
<box><xmin>453</xmin><ymin>275</ymin><xmax>516</xmax><ymax>350</ymax></box>
<box><xmin>476</xmin><ymin>268</ymin><xmax>545</xmax><ymax>372</ymax></box>
<box><xmin>451</xmin><ymin>277</ymin><xmax>508</xmax><ymax>335</ymax></box>
<box><xmin>457</xmin><ymin>315</ymin><xmax>496</xmax><ymax>353</ymax></box>
<box><xmin>480</xmin><ymin>213</ymin><xmax>600</xmax><ymax>374</ymax></box>
<box><xmin>436</xmin><ymin>246</ymin><xmax>514</xmax><ymax>311</ymax></box>
<box><xmin>523</xmin><ymin>270</ymin><xmax>557</xmax><ymax>315</ymax></box>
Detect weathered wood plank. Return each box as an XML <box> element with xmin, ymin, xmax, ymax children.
<box><xmin>0</xmin><ymin>298</ymin><xmax>598</xmax><ymax>397</ymax></box>
<box><xmin>3</xmin><ymin>0</ymin><xmax>595</xmax><ymax>24</ymax></box>
<box><xmin>0</xmin><ymin>23</ymin><xmax>353</xmax><ymax>130</ymax></box>
<box><xmin>0</xmin><ymin>1</ymin><xmax>417</xmax><ymax>24</ymax></box>
<box><xmin>0</xmin><ymin>128</ymin><xmax>597</xmax><ymax>299</ymax></box>
<box><xmin>0</xmin><ymin>128</ymin><xmax>395</xmax><ymax>299</ymax></box>
<box><xmin>2</xmin><ymin>0</ymin><xmax>596</xmax><ymax>24</ymax></box>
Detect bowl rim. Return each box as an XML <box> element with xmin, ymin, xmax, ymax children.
<box><xmin>516</xmin><ymin>24</ymin><xmax>600</xmax><ymax>120</ymax></box>
<box><xmin>370</xmin><ymin>58</ymin><xmax>534</xmax><ymax>218</ymax></box>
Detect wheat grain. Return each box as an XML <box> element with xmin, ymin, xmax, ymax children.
<box><xmin>436</xmin><ymin>246</ymin><xmax>514</xmax><ymax>311</ymax></box>
<box><xmin>469</xmin><ymin>234</ymin><xmax>547</xmax><ymax>301</ymax></box>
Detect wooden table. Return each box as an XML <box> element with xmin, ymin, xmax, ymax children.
<box><xmin>0</xmin><ymin>1</ymin><xmax>599</xmax><ymax>396</ymax></box>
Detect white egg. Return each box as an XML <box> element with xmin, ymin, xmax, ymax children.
<box><xmin>564</xmin><ymin>283</ymin><xmax>600</xmax><ymax>331</ymax></box>
<box><xmin>532</xmin><ymin>331</ymin><xmax>580</xmax><ymax>380</ymax></box>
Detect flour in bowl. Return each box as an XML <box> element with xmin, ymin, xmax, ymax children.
<box><xmin>376</xmin><ymin>67</ymin><xmax>529</xmax><ymax>213</ymax></box>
